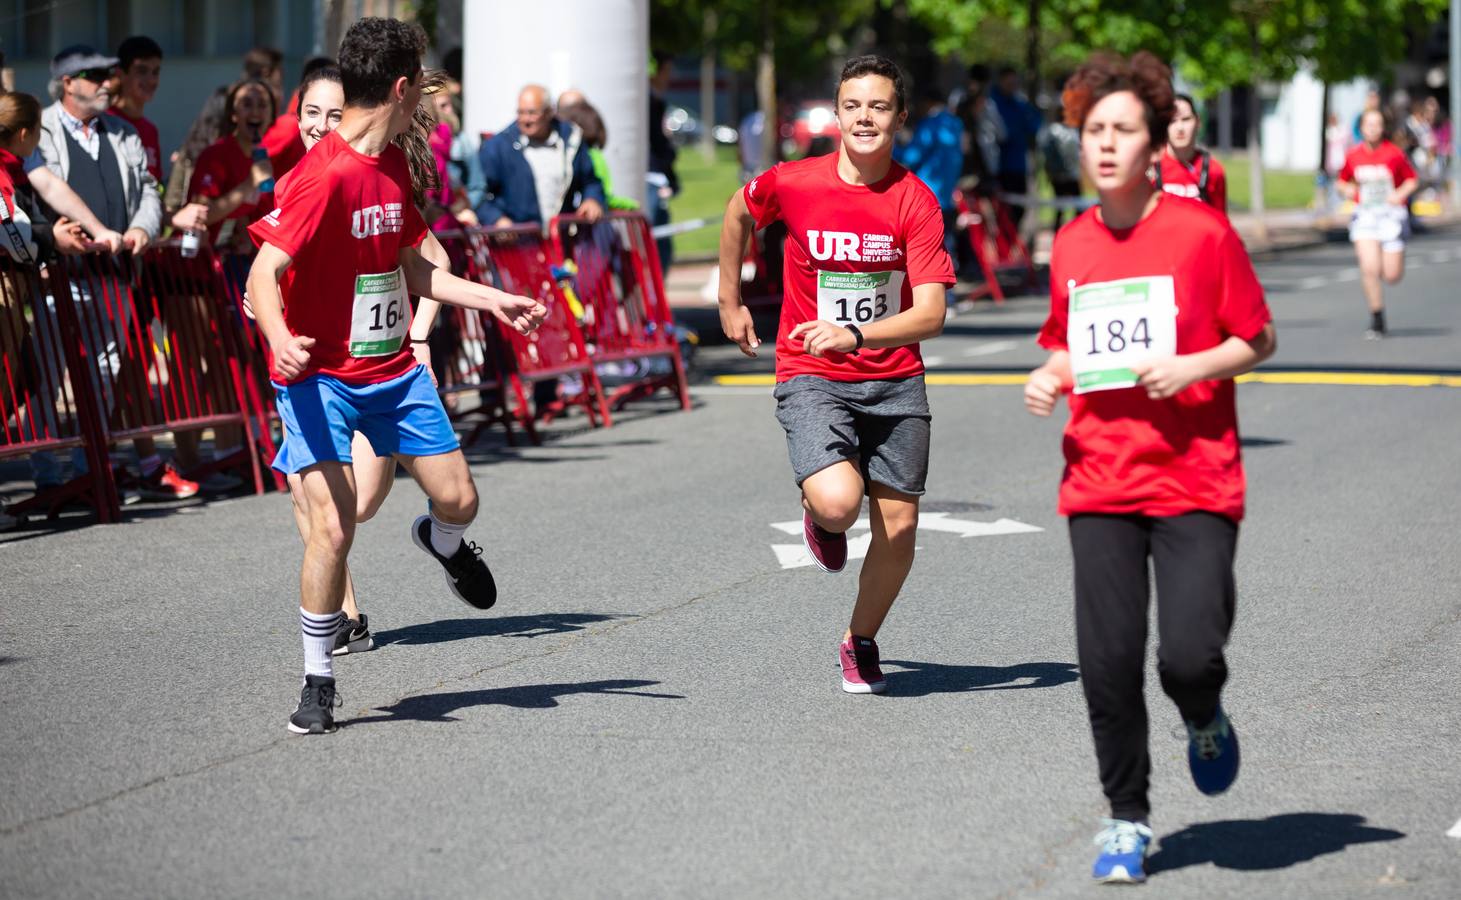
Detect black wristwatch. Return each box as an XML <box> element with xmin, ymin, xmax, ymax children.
<box><xmin>845</xmin><ymin>323</ymin><xmax>865</xmax><ymax>354</ymax></box>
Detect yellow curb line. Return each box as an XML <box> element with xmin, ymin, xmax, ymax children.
<box><xmin>710</xmin><ymin>372</ymin><xmax>1461</xmax><ymax>388</ymax></box>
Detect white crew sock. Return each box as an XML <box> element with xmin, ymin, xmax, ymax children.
<box><xmin>429</xmin><ymin>510</ymin><xmax>469</xmax><ymax>557</ymax></box>
<box><xmin>301</xmin><ymin>608</ymin><xmax>344</xmax><ymax>678</ymax></box>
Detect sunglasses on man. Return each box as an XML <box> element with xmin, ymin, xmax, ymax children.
<box><xmin>71</xmin><ymin>67</ymin><xmax>117</xmax><ymax>83</ymax></box>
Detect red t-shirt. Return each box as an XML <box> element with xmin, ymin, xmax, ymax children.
<box><xmin>109</xmin><ymin>107</ymin><xmax>162</xmax><ymax>180</ymax></box>
<box><xmin>1337</xmin><ymin>141</ymin><xmax>1415</xmax><ymax>191</ymax></box>
<box><xmin>742</xmin><ymin>154</ymin><xmax>954</xmax><ymax>382</ymax></box>
<box><xmin>1037</xmin><ymin>195</ymin><xmax>1271</xmax><ymax>521</ymax></box>
<box><xmin>189</xmin><ymin>137</ymin><xmax>274</xmax><ymax>242</ymax></box>
<box><xmin>1155</xmin><ymin>147</ymin><xmax>1227</xmax><ymax>216</ymax></box>
<box><xmin>247</xmin><ymin>131</ymin><xmax>428</xmax><ymax>385</ymax></box>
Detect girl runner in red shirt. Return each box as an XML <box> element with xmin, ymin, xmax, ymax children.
<box><xmin>719</xmin><ymin>55</ymin><xmax>955</xmax><ymax>694</ymax></box>
<box><xmin>1154</xmin><ymin>93</ymin><xmax>1227</xmax><ymax>215</ymax></box>
<box><xmin>1337</xmin><ymin>109</ymin><xmax>1418</xmax><ymax>338</ymax></box>
<box><xmin>1024</xmin><ymin>52</ymin><xmax>1276</xmax><ymax>885</ymax></box>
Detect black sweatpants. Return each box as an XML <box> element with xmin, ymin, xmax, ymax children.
<box><xmin>1069</xmin><ymin>512</ymin><xmax>1239</xmax><ymax>821</ymax></box>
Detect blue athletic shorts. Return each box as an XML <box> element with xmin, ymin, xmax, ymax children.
<box><xmin>272</xmin><ymin>365</ymin><xmax>459</xmax><ymax>474</ymax></box>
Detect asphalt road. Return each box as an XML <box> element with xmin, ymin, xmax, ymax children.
<box><xmin>2</xmin><ymin>233</ymin><xmax>1459</xmax><ymax>898</ymax></box>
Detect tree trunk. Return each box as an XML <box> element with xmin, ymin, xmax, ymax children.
<box><xmin>700</xmin><ymin>8</ymin><xmax>717</xmax><ymax>163</ymax></box>
<box><xmin>757</xmin><ymin>2</ymin><xmax>778</xmax><ymax>169</ymax></box>
<box><xmin>1026</xmin><ymin>0</ymin><xmax>1041</xmax><ymax>99</ymax></box>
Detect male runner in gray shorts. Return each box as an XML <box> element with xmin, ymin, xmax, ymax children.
<box><xmin>718</xmin><ymin>55</ymin><xmax>954</xmax><ymax>693</ymax></box>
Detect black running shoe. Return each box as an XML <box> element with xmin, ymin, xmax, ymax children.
<box><xmin>411</xmin><ymin>515</ymin><xmax>498</xmax><ymax>610</ymax></box>
<box><xmin>287</xmin><ymin>675</ymin><xmax>340</xmax><ymax>735</ymax></box>
<box><xmin>332</xmin><ymin>613</ymin><xmax>375</xmax><ymax>656</ymax></box>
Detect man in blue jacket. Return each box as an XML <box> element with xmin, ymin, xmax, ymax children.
<box><xmin>476</xmin><ymin>84</ymin><xmax>605</xmax><ymax>229</ymax></box>
<box><xmin>895</xmin><ymin>85</ymin><xmax>964</xmax><ymax>265</ymax></box>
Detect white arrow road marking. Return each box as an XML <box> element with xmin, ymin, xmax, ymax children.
<box><xmin>962</xmin><ymin>340</ymin><xmax>1019</xmax><ymax>357</ymax></box>
<box><xmin>1447</xmin><ymin>818</ymin><xmax>1461</xmax><ymax>839</ymax></box>
<box><xmin>770</xmin><ymin>513</ymin><xmax>1043</xmax><ymax>569</ymax></box>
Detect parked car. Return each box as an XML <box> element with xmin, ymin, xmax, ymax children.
<box><xmin>783</xmin><ymin>100</ymin><xmax>840</xmax><ymax>157</ymax></box>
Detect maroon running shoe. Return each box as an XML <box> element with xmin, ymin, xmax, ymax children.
<box><xmin>803</xmin><ymin>512</ymin><xmax>848</xmax><ymax>573</ymax></box>
<box><xmin>839</xmin><ymin>635</ymin><xmax>887</xmax><ymax>694</ymax></box>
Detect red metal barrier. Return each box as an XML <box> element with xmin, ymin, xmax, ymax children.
<box><xmin>429</xmin><ymin>231</ymin><xmax>528</xmax><ymax>446</ymax></box>
<box><xmin>0</xmin><ymin>255</ymin><xmax>120</xmax><ymax>521</ymax></box>
<box><xmin>954</xmin><ymin>190</ymin><xmax>1039</xmax><ymax>303</ymax></box>
<box><xmin>458</xmin><ymin>224</ymin><xmax>609</xmax><ymax>429</ymax></box>
<box><xmin>548</xmin><ymin>212</ymin><xmax>691</xmax><ymax>414</ymax></box>
<box><xmin>30</xmin><ymin>247</ymin><xmax>267</xmax><ymax>506</ymax></box>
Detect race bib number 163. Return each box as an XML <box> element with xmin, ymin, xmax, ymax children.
<box><xmin>1067</xmin><ymin>275</ymin><xmax>1177</xmax><ymax>394</ymax></box>
<box><xmin>816</xmin><ymin>270</ymin><xmax>904</xmax><ymax>326</ymax></box>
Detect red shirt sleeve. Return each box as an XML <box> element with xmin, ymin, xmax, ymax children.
<box><xmin>1337</xmin><ymin>151</ymin><xmax>1355</xmax><ymax>184</ymax></box>
<box><xmin>1210</xmin><ymin>163</ymin><xmax>1228</xmax><ymax>216</ymax></box>
<box><xmin>401</xmin><ymin>201</ymin><xmax>428</xmax><ymax>250</ymax></box>
<box><xmin>742</xmin><ymin>165</ymin><xmax>782</xmax><ymax>229</ymax></box>
<box><xmin>188</xmin><ymin>146</ymin><xmax>228</xmax><ymax>201</ymax></box>
<box><xmin>247</xmin><ymin>165</ymin><xmax>331</xmax><ymax>258</ymax></box>
<box><xmin>904</xmin><ymin>190</ymin><xmax>955</xmax><ymax>287</ymax></box>
<box><xmin>1037</xmin><ymin>254</ymin><xmax>1071</xmax><ymax>351</ymax></box>
<box><xmin>1213</xmin><ymin>226</ymin><xmax>1271</xmax><ymax>341</ymax></box>
<box><xmin>1389</xmin><ymin>146</ymin><xmax>1417</xmax><ymax>184</ymax></box>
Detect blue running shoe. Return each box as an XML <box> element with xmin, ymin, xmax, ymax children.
<box><xmin>1092</xmin><ymin>818</ymin><xmax>1153</xmax><ymax>884</ymax></box>
<box><xmin>1187</xmin><ymin>706</ymin><xmax>1240</xmax><ymax>795</ymax></box>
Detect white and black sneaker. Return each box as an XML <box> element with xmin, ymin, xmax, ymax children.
<box><xmin>288</xmin><ymin>675</ymin><xmax>341</xmax><ymax>735</ymax></box>
<box><xmin>411</xmin><ymin>515</ymin><xmax>498</xmax><ymax>610</ymax></box>
<box><xmin>332</xmin><ymin>613</ymin><xmax>375</xmax><ymax>655</ymax></box>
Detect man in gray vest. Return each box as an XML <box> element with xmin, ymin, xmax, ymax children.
<box><xmin>32</xmin><ymin>45</ymin><xmax>198</xmax><ymax>500</ymax></box>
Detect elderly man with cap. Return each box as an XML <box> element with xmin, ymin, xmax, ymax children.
<box><xmin>474</xmin><ymin>84</ymin><xmax>605</xmax><ymax>230</ymax></box>
<box><xmin>28</xmin><ymin>44</ymin><xmax>198</xmax><ymax>501</ymax></box>
<box><xmin>37</xmin><ymin>45</ymin><xmax>161</xmax><ymax>254</ymax></box>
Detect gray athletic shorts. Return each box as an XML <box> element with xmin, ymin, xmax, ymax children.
<box><xmin>773</xmin><ymin>375</ymin><xmax>931</xmax><ymax>497</ymax></box>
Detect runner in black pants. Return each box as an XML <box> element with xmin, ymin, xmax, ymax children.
<box><xmin>1023</xmin><ymin>51</ymin><xmax>1277</xmax><ymax>884</ymax></box>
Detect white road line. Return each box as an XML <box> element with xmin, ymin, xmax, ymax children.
<box><xmin>923</xmin><ymin>356</ymin><xmax>947</xmax><ymax>368</ymax></box>
<box><xmin>962</xmin><ymin>340</ymin><xmax>1020</xmax><ymax>357</ymax></box>
<box><xmin>1333</xmin><ymin>268</ymin><xmax>1361</xmax><ymax>282</ymax></box>
<box><xmin>1447</xmin><ymin>818</ymin><xmax>1461</xmax><ymax>839</ymax></box>
<box><xmin>1296</xmin><ymin>275</ymin><xmax>1331</xmax><ymax>291</ymax></box>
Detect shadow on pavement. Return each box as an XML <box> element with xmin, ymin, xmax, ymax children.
<box><xmin>348</xmin><ymin>679</ymin><xmax>684</xmax><ymax>724</ymax></box>
<box><xmin>1148</xmin><ymin>813</ymin><xmax>1404</xmax><ymax>874</ymax></box>
<box><xmin>881</xmin><ymin>660</ymin><xmax>1079</xmax><ymax>696</ymax></box>
<box><xmin>375</xmin><ymin>613</ymin><xmax>631</xmax><ymax>646</ymax></box>
<box><xmin>1240</xmin><ymin>436</ymin><xmax>1289</xmax><ymax>448</ymax></box>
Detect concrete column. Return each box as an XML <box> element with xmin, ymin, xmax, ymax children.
<box><xmin>463</xmin><ymin>0</ymin><xmax>648</xmax><ymax>210</ymax></box>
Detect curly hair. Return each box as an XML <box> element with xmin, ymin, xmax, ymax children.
<box><xmin>1061</xmin><ymin>51</ymin><xmax>1174</xmax><ymax>148</ymax></box>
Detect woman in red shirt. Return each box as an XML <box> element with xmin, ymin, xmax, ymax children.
<box><xmin>1337</xmin><ymin>109</ymin><xmax>1418</xmax><ymax>338</ymax></box>
<box><xmin>1024</xmin><ymin>52</ymin><xmax>1277</xmax><ymax>885</ymax></box>
<box><xmin>1154</xmin><ymin>93</ymin><xmax>1227</xmax><ymax>216</ymax></box>
<box><xmin>184</xmin><ymin>78</ymin><xmax>277</xmax><ymax>251</ymax></box>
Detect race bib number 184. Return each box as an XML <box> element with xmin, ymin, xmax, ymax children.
<box><xmin>1067</xmin><ymin>275</ymin><xmax>1178</xmax><ymax>394</ymax></box>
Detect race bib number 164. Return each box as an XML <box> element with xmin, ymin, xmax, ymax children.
<box><xmin>1067</xmin><ymin>275</ymin><xmax>1177</xmax><ymax>394</ymax></box>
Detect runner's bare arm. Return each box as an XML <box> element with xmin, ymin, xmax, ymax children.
<box><xmin>1025</xmin><ymin>351</ymin><xmax>1072</xmax><ymax>417</ymax></box>
<box><xmin>398</xmin><ymin>244</ymin><xmax>546</xmax><ymax>335</ymax></box>
<box><xmin>1130</xmin><ymin>323</ymin><xmax>1276</xmax><ymax>400</ymax></box>
<box><xmin>717</xmin><ymin>189</ymin><xmax>760</xmax><ymax>357</ymax></box>
<box><xmin>247</xmin><ymin>242</ymin><xmax>315</xmax><ymax>380</ymax></box>
<box><xmin>1390</xmin><ymin>176</ymin><xmax>1420</xmax><ymax>206</ymax></box>
<box><xmin>408</xmin><ymin>233</ymin><xmax>450</xmax><ymax>380</ymax></box>
<box><xmin>788</xmin><ymin>281</ymin><xmax>947</xmax><ymax>357</ymax></box>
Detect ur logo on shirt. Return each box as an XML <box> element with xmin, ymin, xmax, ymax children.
<box><xmin>351</xmin><ymin>203</ymin><xmax>405</xmax><ymax>239</ymax></box>
<box><xmin>807</xmin><ymin>230</ymin><xmax>862</xmax><ymax>261</ymax></box>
